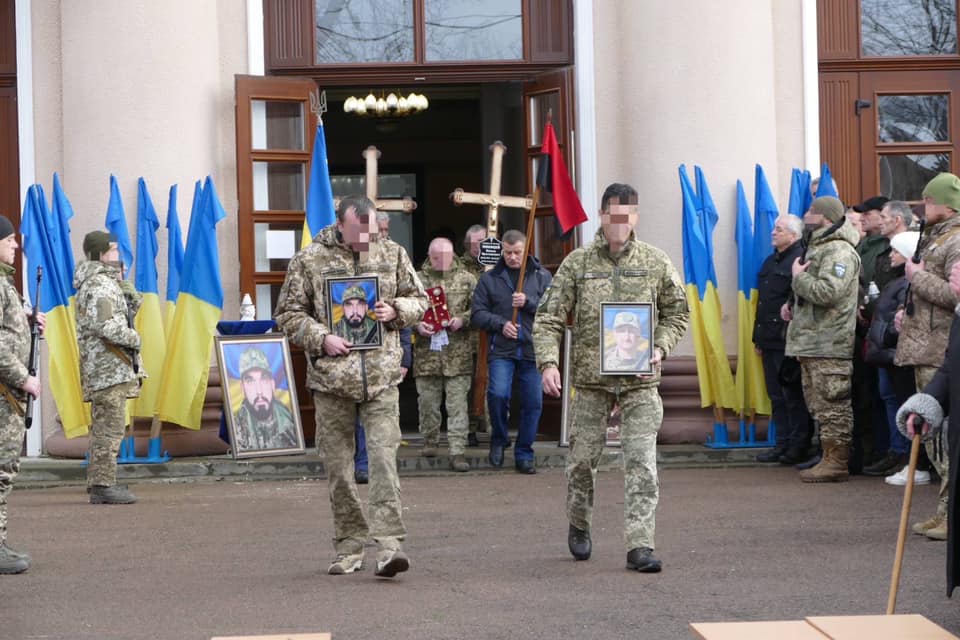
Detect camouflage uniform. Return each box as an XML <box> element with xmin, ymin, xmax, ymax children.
<box><xmin>895</xmin><ymin>214</ymin><xmax>960</xmax><ymax>516</ymax></box>
<box><xmin>274</xmin><ymin>225</ymin><xmax>427</xmax><ymax>558</ymax></box>
<box><xmin>533</xmin><ymin>229</ymin><xmax>689</xmax><ymax>550</ymax></box>
<box><xmin>456</xmin><ymin>252</ymin><xmax>486</xmax><ymax>435</ymax></box>
<box><xmin>413</xmin><ymin>259</ymin><xmax>477</xmax><ymax>454</ymax></box>
<box><xmin>74</xmin><ymin>260</ymin><xmax>144</xmax><ymax>488</ymax></box>
<box><xmin>234</xmin><ymin>402</ymin><xmax>299</xmax><ymax>451</ymax></box>
<box><xmin>0</xmin><ymin>262</ymin><xmax>31</xmax><ymax>548</ymax></box>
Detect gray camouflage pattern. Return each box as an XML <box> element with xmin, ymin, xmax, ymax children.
<box><xmin>567</xmin><ymin>387</ymin><xmax>662</xmax><ymax>550</ymax></box>
<box><xmin>895</xmin><ymin>215</ymin><xmax>960</xmax><ymax>368</ymax></box>
<box><xmin>87</xmin><ymin>381</ymin><xmax>138</xmax><ymax>487</ymax></box>
<box><xmin>0</xmin><ymin>264</ymin><xmax>30</xmax><ymax>543</ymax></box>
<box><xmin>313</xmin><ymin>387</ymin><xmax>405</xmax><ymax>555</ymax></box>
<box><xmin>786</xmin><ymin>221</ymin><xmax>861</xmax><ymax>358</ymax></box>
<box><xmin>274</xmin><ymin>225</ymin><xmax>427</xmax><ymax>402</ymax></box>
<box><xmin>415</xmin><ymin>374</ymin><xmax>470</xmax><ymax>454</ymax></box>
<box><xmin>534</xmin><ymin>229</ymin><xmax>689</xmax><ymax>390</ymax></box>
<box><xmin>413</xmin><ymin>259</ymin><xmax>477</xmax><ymax>377</ymax></box>
<box><xmin>74</xmin><ymin>260</ymin><xmax>145</xmax><ymax>399</ymax></box>
<box><xmin>799</xmin><ymin>358</ymin><xmax>853</xmax><ymax>445</ymax></box>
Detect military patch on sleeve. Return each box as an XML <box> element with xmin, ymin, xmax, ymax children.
<box><xmin>833</xmin><ymin>262</ymin><xmax>847</xmax><ymax>278</ymax></box>
<box><xmin>96</xmin><ymin>298</ymin><xmax>114</xmax><ymax>323</ymax></box>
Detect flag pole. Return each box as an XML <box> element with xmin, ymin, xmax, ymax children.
<box><xmin>511</xmin><ymin>187</ymin><xmax>542</xmax><ymax>325</ymax></box>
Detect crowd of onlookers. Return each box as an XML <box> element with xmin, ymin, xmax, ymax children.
<box><xmin>753</xmin><ymin>175</ymin><xmax>960</xmax><ymax>554</ymax></box>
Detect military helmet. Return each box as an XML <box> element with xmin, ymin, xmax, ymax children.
<box><xmin>239</xmin><ymin>347</ymin><xmax>272</xmax><ymax>377</ymax></box>
<box><xmin>613</xmin><ymin>311</ymin><xmax>642</xmax><ymax>333</ymax></box>
<box><xmin>342</xmin><ymin>284</ymin><xmax>367</xmax><ymax>303</ymax></box>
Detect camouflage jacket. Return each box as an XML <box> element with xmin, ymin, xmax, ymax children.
<box><xmin>0</xmin><ymin>263</ymin><xmax>31</xmax><ymax>403</ymax></box>
<box><xmin>785</xmin><ymin>220</ymin><xmax>861</xmax><ymax>359</ymax></box>
<box><xmin>455</xmin><ymin>253</ymin><xmax>485</xmax><ymax>354</ymax></box>
<box><xmin>274</xmin><ymin>225</ymin><xmax>428</xmax><ymax>402</ymax></box>
<box><xmin>74</xmin><ymin>260</ymin><xmax>144</xmax><ymax>399</ymax></box>
<box><xmin>533</xmin><ymin>229</ymin><xmax>689</xmax><ymax>390</ymax></box>
<box><xmin>413</xmin><ymin>259</ymin><xmax>477</xmax><ymax>377</ymax></box>
<box><xmin>895</xmin><ymin>213</ymin><xmax>960</xmax><ymax>368</ymax></box>
<box><xmin>234</xmin><ymin>400</ymin><xmax>300</xmax><ymax>451</ymax></box>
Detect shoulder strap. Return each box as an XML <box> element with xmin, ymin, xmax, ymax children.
<box><xmin>922</xmin><ymin>225</ymin><xmax>960</xmax><ymax>254</ymax></box>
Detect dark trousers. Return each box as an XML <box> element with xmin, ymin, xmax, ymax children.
<box><xmin>760</xmin><ymin>349</ymin><xmax>812</xmax><ymax>451</ymax></box>
<box><xmin>354</xmin><ymin>420</ymin><xmax>367</xmax><ymax>472</ymax></box>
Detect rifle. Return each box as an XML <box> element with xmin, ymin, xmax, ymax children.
<box><xmin>904</xmin><ymin>216</ymin><xmax>927</xmax><ymax>317</ymax></box>
<box><xmin>120</xmin><ymin>261</ymin><xmax>139</xmax><ymax>375</ymax></box>
<box><xmin>24</xmin><ymin>267</ymin><xmax>42</xmax><ymax>429</ymax></box>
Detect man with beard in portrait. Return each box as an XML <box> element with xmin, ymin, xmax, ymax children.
<box><xmin>233</xmin><ymin>347</ymin><xmax>299</xmax><ymax>451</ymax></box>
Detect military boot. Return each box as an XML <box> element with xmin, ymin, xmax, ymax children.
<box><xmin>450</xmin><ymin>455</ymin><xmax>470</xmax><ymax>472</ymax></box>
<box><xmin>913</xmin><ymin>513</ymin><xmax>946</xmax><ymax>535</ymax></box>
<box><xmin>0</xmin><ymin>543</ymin><xmax>30</xmax><ymax>574</ymax></box>
<box><xmin>926</xmin><ymin>521</ymin><xmax>948</xmax><ymax>541</ymax></box>
<box><xmin>421</xmin><ymin>439</ymin><xmax>439</xmax><ymax>458</ymax></box>
<box><xmin>799</xmin><ymin>441</ymin><xmax>849</xmax><ymax>483</ymax></box>
<box><xmin>90</xmin><ymin>485</ymin><xmax>137</xmax><ymax>504</ymax></box>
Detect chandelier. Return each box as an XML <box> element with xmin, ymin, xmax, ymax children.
<box><xmin>343</xmin><ymin>92</ymin><xmax>429</xmax><ymax>117</ymax></box>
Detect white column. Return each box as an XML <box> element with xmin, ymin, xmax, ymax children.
<box><xmin>247</xmin><ymin>0</ymin><xmax>265</xmax><ymax>75</ymax></box>
<box><xmin>801</xmin><ymin>0</ymin><xmax>820</xmax><ymax>172</ymax></box>
<box><xmin>16</xmin><ymin>0</ymin><xmax>41</xmax><ymax>457</ymax></box>
<box><xmin>574</xmin><ymin>0</ymin><xmax>598</xmax><ymax>244</ymax></box>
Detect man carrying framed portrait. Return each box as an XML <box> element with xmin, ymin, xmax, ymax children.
<box><xmin>534</xmin><ymin>183</ymin><xmax>689</xmax><ymax>574</ymax></box>
<box><xmin>275</xmin><ymin>195</ymin><xmax>427</xmax><ymax>579</ymax></box>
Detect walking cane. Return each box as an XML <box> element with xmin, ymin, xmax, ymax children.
<box><xmin>887</xmin><ymin>433</ymin><xmax>922</xmax><ymax>614</ymax></box>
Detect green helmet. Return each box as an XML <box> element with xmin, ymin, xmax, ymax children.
<box><xmin>238</xmin><ymin>347</ymin><xmax>271</xmax><ymax>377</ymax></box>
<box><xmin>342</xmin><ymin>284</ymin><xmax>367</xmax><ymax>303</ymax></box>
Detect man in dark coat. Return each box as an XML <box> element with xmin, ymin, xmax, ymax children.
<box><xmin>752</xmin><ymin>214</ymin><xmax>812</xmax><ymax>464</ymax></box>
<box><xmin>897</xmin><ymin>258</ymin><xmax>960</xmax><ymax>596</ymax></box>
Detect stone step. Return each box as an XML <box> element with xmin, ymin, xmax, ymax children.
<box><xmin>16</xmin><ymin>443</ymin><xmax>776</xmax><ymax>488</ymax></box>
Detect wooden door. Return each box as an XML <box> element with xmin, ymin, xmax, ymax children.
<box><xmin>235</xmin><ymin>74</ymin><xmax>318</xmax><ymax>439</ymax></box>
<box><xmin>523</xmin><ymin>67</ymin><xmax>576</xmax><ymax>271</ymax></box>
<box><xmin>859</xmin><ymin>71</ymin><xmax>960</xmax><ymax>201</ymax></box>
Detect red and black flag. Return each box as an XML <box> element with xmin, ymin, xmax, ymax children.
<box><xmin>536</xmin><ymin>122</ymin><xmax>587</xmax><ymax>237</ymax></box>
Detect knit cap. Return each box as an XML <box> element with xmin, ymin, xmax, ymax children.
<box><xmin>810</xmin><ymin>196</ymin><xmax>845</xmax><ymax>223</ymax></box>
<box><xmin>922</xmin><ymin>172</ymin><xmax>960</xmax><ymax>212</ymax></box>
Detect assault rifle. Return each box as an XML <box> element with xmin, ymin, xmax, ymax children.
<box><xmin>904</xmin><ymin>216</ymin><xmax>927</xmax><ymax>317</ymax></box>
<box><xmin>24</xmin><ymin>266</ymin><xmax>42</xmax><ymax>429</ymax></box>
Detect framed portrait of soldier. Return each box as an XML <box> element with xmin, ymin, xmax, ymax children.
<box><xmin>325</xmin><ymin>276</ymin><xmax>382</xmax><ymax>350</ymax></box>
<box><xmin>216</xmin><ymin>334</ymin><xmax>305</xmax><ymax>459</ymax></box>
<box><xmin>600</xmin><ymin>302</ymin><xmax>653</xmax><ymax>375</ymax></box>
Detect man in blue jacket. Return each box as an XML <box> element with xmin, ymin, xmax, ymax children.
<box><xmin>472</xmin><ymin>229</ymin><xmax>552</xmax><ymax>473</ymax></box>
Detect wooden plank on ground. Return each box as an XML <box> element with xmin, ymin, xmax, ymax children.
<box><xmin>690</xmin><ymin>620</ymin><xmax>829</xmax><ymax>639</ymax></box>
<box><xmin>806</xmin><ymin>614</ymin><xmax>958</xmax><ymax>640</ymax></box>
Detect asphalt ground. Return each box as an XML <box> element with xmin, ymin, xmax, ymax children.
<box><xmin>4</xmin><ymin>466</ymin><xmax>960</xmax><ymax>640</ymax></box>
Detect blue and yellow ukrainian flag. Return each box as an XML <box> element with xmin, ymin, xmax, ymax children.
<box><xmin>734</xmin><ymin>180</ymin><xmax>770</xmax><ymax>415</ymax></box>
<box><xmin>21</xmin><ymin>184</ymin><xmax>90</xmax><ymax>437</ymax></box>
<box><xmin>753</xmin><ymin>165</ymin><xmax>779</xmax><ymax>277</ymax></box>
<box><xmin>788</xmin><ymin>168</ymin><xmax>813</xmax><ymax>216</ymax></box>
<box><xmin>105</xmin><ymin>175</ymin><xmax>135</xmax><ymax>276</ymax></box>
<box><xmin>155</xmin><ymin>176</ymin><xmax>226</xmax><ymax>429</ymax></box>
<box><xmin>131</xmin><ymin>178</ymin><xmax>166</xmax><ymax>418</ymax></box>
<box><xmin>679</xmin><ymin>165</ymin><xmax>736</xmax><ymax>409</ymax></box>
<box><xmin>164</xmin><ymin>183</ymin><xmax>189</xmax><ymax>339</ymax></box>
<box><xmin>301</xmin><ymin>122</ymin><xmax>336</xmax><ymax>248</ymax></box>
<box><xmin>814</xmin><ymin>162</ymin><xmax>839</xmax><ymax>198</ymax></box>
<box><xmin>51</xmin><ymin>173</ymin><xmax>77</xmax><ymax>297</ymax></box>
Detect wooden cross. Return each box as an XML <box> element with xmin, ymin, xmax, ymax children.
<box><xmin>362</xmin><ymin>146</ymin><xmax>417</xmax><ymax>214</ymax></box>
<box><xmin>450</xmin><ymin>141</ymin><xmax>533</xmax><ymax>240</ymax></box>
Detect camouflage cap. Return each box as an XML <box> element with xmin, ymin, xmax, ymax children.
<box><xmin>83</xmin><ymin>230</ymin><xmax>115</xmax><ymax>260</ymax></box>
<box><xmin>810</xmin><ymin>196</ymin><xmax>845</xmax><ymax>223</ymax></box>
<box><xmin>239</xmin><ymin>347</ymin><xmax>272</xmax><ymax>377</ymax></box>
<box><xmin>342</xmin><ymin>284</ymin><xmax>367</xmax><ymax>303</ymax></box>
<box><xmin>613</xmin><ymin>311</ymin><xmax>641</xmax><ymax>332</ymax></box>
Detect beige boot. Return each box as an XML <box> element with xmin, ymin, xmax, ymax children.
<box><xmin>926</xmin><ymin>519</ymin><xmax>948</xmax><ymax>541</ymax></box>
<box><xmin>799</xmin><ymin>440</ymin><xmax>849</xmax><ymax>483</ymax></box>
<box><xmin>912</xmin><ymin>513</ymin><xmax>945</xmax><ymax>535</ymax></box>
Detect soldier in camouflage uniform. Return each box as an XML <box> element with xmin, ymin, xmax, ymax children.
<box><xmin>414</xmin><ymin>237</ymin><xmax>477</xmax><ymax>471</ymax></box>
<box><xmin>894</xmin><ymin>172</ymin><xmax>960</xmax><ymax>539</ymax></box>
<box><xmin>275</xmin><ymin>196</ymin><xmax>427</xmax><ymax>578</ymax></box>
<box><xmin>457</xmin><ymin>224</ymin><xmax>487</xmax><ymax>445</ymax></box>
<box><xmin>534</xmin><ymin>183</ymin><xmax>689</xmax><ymax>573</ymax></box>
<box><xmin>782</xmin><ymin>196</ymin><xmax>861</xmax><ymax>483</ymax></box>
<box><xmin>75</xmin><ymin>231</ymin><xmax>144</xmax><ymax>504</ymax></box>
<box><xmin>233</xmin><ymin>347</ymin><xmax>300</xmax><ymax>452</ymax></box>
<box><xmin>0</xmin><ymin>215</ymin><xmax>44</xmax><ymax>574</ymax></box>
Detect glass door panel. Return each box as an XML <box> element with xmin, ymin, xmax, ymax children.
<box><xmin>252</xmin><ymin>161</ymin><xmax>306</xmax><ymax>211</ymax></box>
<box><xmin>251</xmin><ymin>100</ymin><xmax>306</xmax><ymax>150</ymax></box>
<box><xmin>879</xmin><ymin>152</ymin><xmax>951</xmax><ymax>200</ymax></box>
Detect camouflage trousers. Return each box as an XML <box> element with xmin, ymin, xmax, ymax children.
<box><xmin>416</xmin><ymin>374</ymin><xmax>470</xmax><ymax>455</ymax></box>
<box><xmin>87</xmin><ymin>381</ymin><xmax>137</xmax><ymax>487</ymax></box>
<box><xmin>0</xmin><ymin>395</ymin><xmax>25</xmax><ymax>544</ymax></box>
<box><xmin>567</xmin><ymin>386</ymin><xmax>662</xmax><ymax>550</ymax></box>
<box><xmin>313</xmin><ymin>386</ymin><xmax>405</xmax><ymax>555</ymax></box>
<box><xmin>916</xmin><ymin>366</ymin><xmax>950</xmax><ymax>517</ymax></box>
<box><xmin>799</xmin><ymin>358</ymin><xmax>853</xmax><ymax>447</ymax></box>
